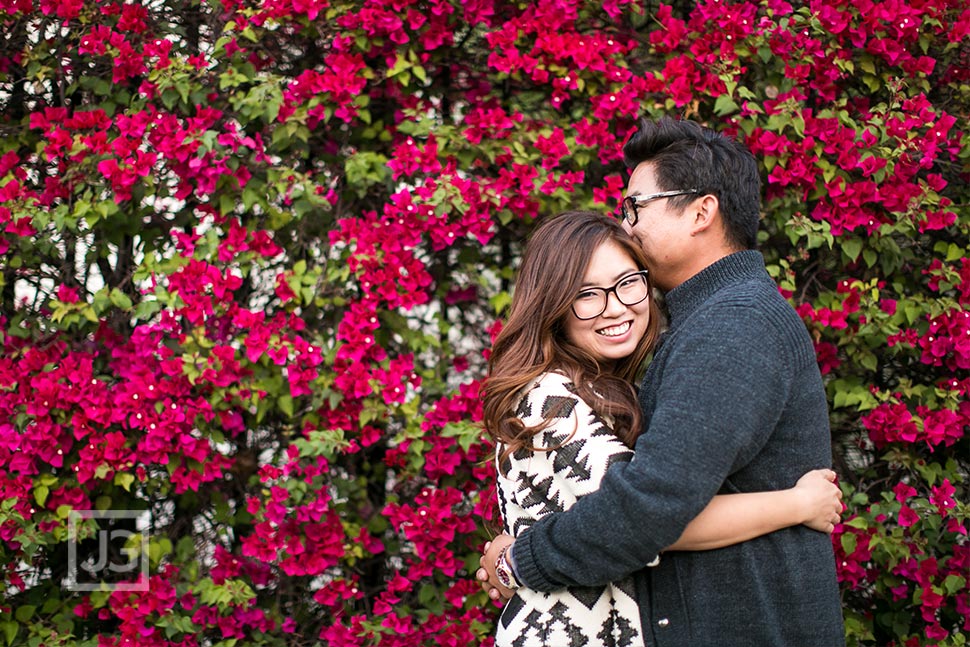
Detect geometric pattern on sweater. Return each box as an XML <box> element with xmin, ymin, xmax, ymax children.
<box><xmin>494</xmin><ymin>372</ymin><xmax>643</xmax><ymax>647</ymax></box>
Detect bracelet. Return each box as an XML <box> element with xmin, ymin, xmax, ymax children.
<box><xmin>495</xmin><ymin>544</ymin><xmax>521</xmax><ymax>590</ymax></box>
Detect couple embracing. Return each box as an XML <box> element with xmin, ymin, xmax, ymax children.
<box><xmin>477</xmin><ymin>117</ymin><xmax>846</xmax><ymax>647</ymax></box>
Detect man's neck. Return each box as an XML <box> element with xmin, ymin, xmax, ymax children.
<box><xmin>660</xmin><ymin>246</ymin><xmax>742</xmax><ymax>293</ymax></box>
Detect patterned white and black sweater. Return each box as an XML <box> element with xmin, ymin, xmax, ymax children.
<box><xmin>494</xmin><ymin>371</ymin><xmax>644</xmax><ymax>647</ymax></box>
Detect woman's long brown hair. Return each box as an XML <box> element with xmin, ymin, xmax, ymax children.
<box><xmin>482</xmin><ymin>211</ymin><xmax>662</xmax><ymax>472</ymax></box>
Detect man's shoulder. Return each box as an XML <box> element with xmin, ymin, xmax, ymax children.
<box><xmin>704</xmin><ymin>277</ymin><xmax>807</xmax><ymax>333</ymax></box>
<box><xmin>680</xmin><ymin>279</ymin><xmax>817</xmax><ymax>369</ymax></box>
<box><xmin>711</xmin><ymin>272</ymin><xmax>787</xmax><ymax>305</ymax></box>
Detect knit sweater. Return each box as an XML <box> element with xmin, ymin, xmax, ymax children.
<box><xmin>512</xmin><ymin>251</ymin><xmax>845</xmax><ymax>647</ymax></box>
<box><xmin>495</xmin><ymin>372</ymin><xmax>644</xmax><ymax>647</ymax></box>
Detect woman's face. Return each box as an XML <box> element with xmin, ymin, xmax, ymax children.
<box><xmin>563</xmin><ymin>240</ymin><xmax>652</xmax><ymax>365</ymax></box>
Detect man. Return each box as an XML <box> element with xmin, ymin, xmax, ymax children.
<box><xmin>478</xmin><ymin>117</ymin><xmax>845</xmax><ymax>646</ymax></box>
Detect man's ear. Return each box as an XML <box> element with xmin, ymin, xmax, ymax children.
<box><xmin>689</xmin><ymin>194</ymin><xmax>721</xmax><ymax>236</ymax></box>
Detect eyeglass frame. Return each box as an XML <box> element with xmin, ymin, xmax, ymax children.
<box><xmin>570</xmin><ymin>270</ymin><xmax>651</xmax><ymax>320</ymax></box>
<box><xmin>620</xmin><ymin>189</ymin><xmax>700</xmax><ymax>227</ymax></box>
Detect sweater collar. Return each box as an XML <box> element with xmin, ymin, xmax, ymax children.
<box><xmin>663</xmin><ymin>250</ymin><xmax>767</xmax><ymax>327</ymax></box>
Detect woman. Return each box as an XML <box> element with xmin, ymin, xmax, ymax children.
<box><xmin>481</xmin><ymin>211</ymin><xmax>842</xmax><ymax>647</ymax></box>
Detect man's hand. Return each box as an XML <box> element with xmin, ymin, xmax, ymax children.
<box><xmin>476</xmin><ymin>534</ymin><xmax>515</xmax><ymax>601</ymax></box>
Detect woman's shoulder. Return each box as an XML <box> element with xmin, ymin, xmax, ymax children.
<box><xmin>531</xmin><ymin>370</ymin><xmax>576</xmax><ymax>392</ymax></box>
<box><xmin>516</xmin><ymin>371</ymin><xmax>585</xmax><ymax>416</ymax></box>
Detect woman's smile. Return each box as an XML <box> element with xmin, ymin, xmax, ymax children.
<box><xmin>596</xmin><ymin>320</ymin><xmax>633</xmax><ymax>338</ymax></box>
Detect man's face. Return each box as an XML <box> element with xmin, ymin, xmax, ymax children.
<box><xmin>622</xmin><ymin>162</ymin><xmax>698</xmax><ymax>292</ymax></box>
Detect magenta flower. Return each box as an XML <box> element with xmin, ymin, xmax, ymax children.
<box><xmin>929</xmin><ymin>479</ymin><xmax>956</xmax><ymax>515</ymax></box>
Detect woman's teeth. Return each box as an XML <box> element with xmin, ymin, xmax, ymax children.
<box><xmin>597</xmin><ymin>321</ymin><xmax>631</xmax><ymax>337</ymax></box>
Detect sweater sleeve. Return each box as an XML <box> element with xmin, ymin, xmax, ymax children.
<box><xmin>512</xmin><ymin>301</ymin><xmax>797</xmax><ymax>591</ymax></box>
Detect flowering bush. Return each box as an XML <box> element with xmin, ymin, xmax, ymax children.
<box><xmin>0</xmin><ymin>0</ymin><xmax>966</xmax><ymax>645</ymax></box>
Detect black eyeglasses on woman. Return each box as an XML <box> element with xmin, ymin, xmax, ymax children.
<box><xmin>571</xmin><ymin>270</ymin><xmax>651</xmax><ymax>320</ymax></box>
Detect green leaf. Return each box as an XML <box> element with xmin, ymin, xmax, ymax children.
<box><xmin>859</xmin><ymin>353</ymin><xmax>878</xmax><ymax>372</ymax></box>
<box><xmin>40</xmin><ymin>596</ymin><xmax>60</xmax><ymax>614</ymax></box>
<box><xmin>387</xmin><ymin>53</ymin><xmax>411</xmax><ymax>78</ymax></box>
<box><xmin>441</xmin><ymin>421</ymin><xmax>482</xmax><ymax>453</ymax></box>
<box><xmin>14</xmin><ymin>605</ymin><xmax>35</xmax><ymax>623</ymax></box>
<box><xmin>109</xmin><ymin>288</ymin><xmax>133</xmax><ymax>310</ymax></box>
<box><xmin>242</xmin><ymin>187</ymin><xmax>260</xmax><ymax>210</ymax></box>
<box><xmin>278</xmin><ymin>394</ymin><xmax>294</xmax><ymax>418</ymax></box>
<box><xmin>945</xmin><ymin>243</ymin><xmax>965</xmax><ymax>262</ymax></box>
<box><xmin>293</xmin><ymin>429</ymin><xmax>349</xmax><ymax>457</ymax></box>
<box><xmin>943</xmin><ymin>574</ymin><xmax>966</xmax><ymax>595</ymax></box>
<box><xmin>0</xmin><ymin>621</ymin><xmax>17</xmax><ymax>646</ymax></box>
<box><xmin>133</xmin><ymin>300</ymin><xmax>161</xmax><ymax>320</ymax></box>
<box><xmin>14</xmin><ymin>604</ymin><xmax>37</xmax><ymax>624</ymax></box>
<box><xmin>344</xmin><ymin>151</ymin><xmax>390</xmax><ymax>196</ymax></box>
<box><xmin>841</xmin><ymin>238</ymin><xmax>862</xmax><ymax>262</ymax></box>
<box><xmin>161</xmin><ymin>88</ymin><xmax>179</xmax><ymax>110</ymax></box>
<box><xmin>412</xmin><ymin>64</ymin><xmax>428</xmax><ymax>84</ymax></box>
<box><xmin>840</xmin><ymin>532</ymin><xmax>858</xmax><ymax>554</ymax></box>
<box><xmin>114</xmin><ymin>472</ymin><xmax>135</xmax><ymax>492</ymax></box>
<box><xmin>902</xmin><ymin>303</ymin><xmax>921</xmax><ymax>325</ymax></box>
<box><xmin>219</xmin><ymin>193</ymin><xmax>235</xmax><ymax>215</ymax></box>
<box><xmin>490</xmin><ymin>291</ymin><xmax>512</xmax><ymax>314</ymax></box>
<box><xmin>844</xmin><ymin>516</ymin><xmax>869</xmax><ymax>530</ymax></box>
<box><xmin>149</xmin><ymin>536</ymin><xmax>173</xmax><ymax>565</ymax></box>
<box><xmin>738</xmin><ymin>87</ymin><xmax>760</xmax><ymax>103</ymax></box>
<box><xmin>833</xmin><ymin>390</ymin><xmax>847</xmax><ymax>409</ymax></box>
<box><xmin>265</xmin><ymin>98</ymin><xmax>281</xmax><ymax>122</ymax></box>
<box><xmin>33</xmin><ymin>485</ymin><xmax>49</xmax><ymax>507</ymax></box>
<box><xmin>713</xmin><ymin>94</ymin><xmax>739</xmax><ymax>116</ymax></box>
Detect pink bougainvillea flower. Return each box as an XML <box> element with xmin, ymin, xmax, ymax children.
<box><xmin>898</xmin><ymin>505</ymin><xmax>920</xmax><ymax>528</ymax></box>
<box><xmin>56</xmin><ymin>284</ymin><xmax>79</xmax><ymax>303</ymax></box>
<box><xmin>893</xmin><ymin>482</ymin><xmax>917</xmax><ymax>503</ymax></box>
<box><xmin>929</xmin><ymin>479</ymin><xmax>956</xmax><ymax>515</ymax></box>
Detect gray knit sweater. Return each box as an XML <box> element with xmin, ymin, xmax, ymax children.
<box><xmin>512</xmin><ymin>251</ymin><xmax>845</xmax><ymax>647</ymax></box>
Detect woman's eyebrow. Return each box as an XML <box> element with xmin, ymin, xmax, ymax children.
<box><xmin>578</xmin><ymin>268</ymin><xmax>640</xmax><ymax>288</ymax></box>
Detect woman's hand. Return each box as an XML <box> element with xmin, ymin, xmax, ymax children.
<box><xmin>793</xmin><ymin>468</ymin><xmax>844</xmax><ymax>533</ymax></box>
<box><xmin>476</xmin><ymin>536</ymin><xmax>516</xmax><ymax>602</ymax></box>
